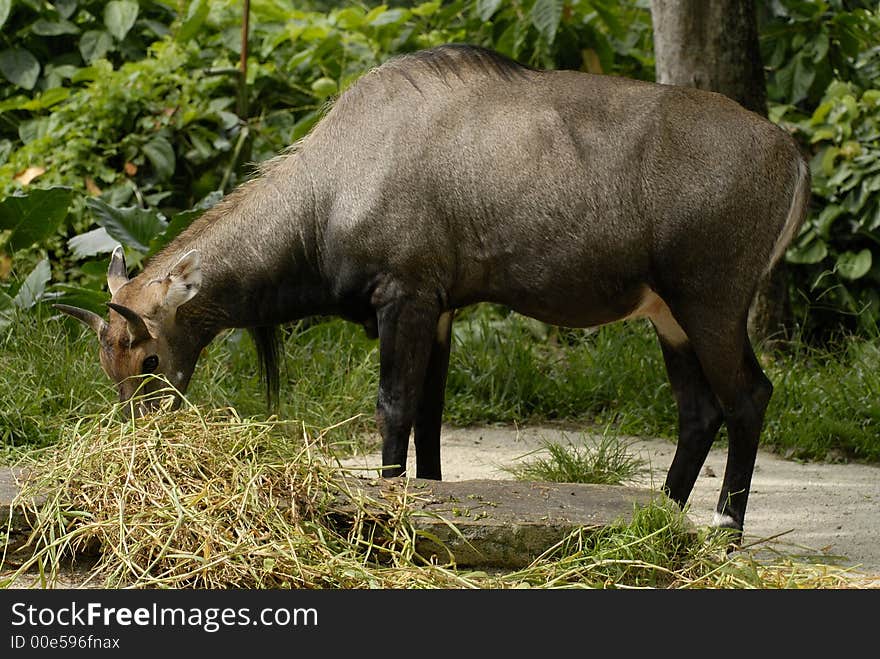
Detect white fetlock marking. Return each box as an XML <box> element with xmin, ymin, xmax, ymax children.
<box><xmin>712</xmin><ymin>512</ymin><xmax>738</xmax><ymax>528</ymax></box>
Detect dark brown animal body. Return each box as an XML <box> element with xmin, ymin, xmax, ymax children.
<box><xmin>58</xmin><ymin>45</ymin><xmax>810</xmax><ymax>533</ymax></box>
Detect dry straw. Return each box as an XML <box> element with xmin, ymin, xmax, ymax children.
<box><xmin>2</xmin><ymin>400</ymin><xmax>874</xmax><ymax>589</ymax></box>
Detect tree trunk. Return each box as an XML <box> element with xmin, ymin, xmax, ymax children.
<box><xmin>650</xmin><ymin>0</ymin><xmax>791</xmax><ymax>346</ymax></box>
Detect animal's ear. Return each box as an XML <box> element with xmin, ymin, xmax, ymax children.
<box><xmin>164</xmin><ymin>249</ymin><xmax>202</xmax><ymax>310</ymax></box>
<box><xmin>107</xmin><ymin>245</ymin><xmax>129</xmax><ymax>297</ymax></box>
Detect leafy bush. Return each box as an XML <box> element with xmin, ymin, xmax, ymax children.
<box><xmin>759</xmin><ymin>0</ymin><xmax>880</xmax><ymax>107</ymax></box>
<box><xmin>777</xmin><ymin>82</ymin><xmax>880</xmax><ymax>334</ymax></box>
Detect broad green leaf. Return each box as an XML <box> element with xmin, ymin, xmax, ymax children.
<box><xmin>411</xmin><ymin>2</ymin><xmax>440</xmax><ymax>17</ymax></box>
<box><xmin>68</xmin><ymin>227</ymin><xmax>121</xmax><ymax>260</ymax></box>
<box><xmin>17</xmin><ymin>87</ymin><xmax>70</xmax><ymax>111</ymax></box>
<box><xmin>334</xmin><ymin>7</ymin><xmax>364</xmax><ymax>29</ymax></box>
<box><xmin>870</xmin><ymin>203</ymin><xmax>880</xmax><ymax>231</ymax></box>
<box><xmin>809</xmin><ymin>127</ymin><xmax>835</xmax><ymax>144</ymax></box>
<box><xmin>791</xmin><ymin>54</ymin><xmax>814</xmax><ymax>104</ymax></box>
<box><xmin>820</xmin><ymin>146</ymin><xmax>840</xmax><ymax>176</ymax></box>
<box><xmin>177</xmin><ymin>0</ymin><xmax>209</xmax><ymax>44</ymax></box>
<box><xmin>827</xmin><ymin>166</ymin><xmax>853</xmax><ymax>190</ymax></box>
<box><xmin>71</xmin><ymin>60</ymin><xmax>113</xmax><ymax>83</ymax></box>
<box><xmin>364</xmin><ymin>5</ymin><xmax>389</xmax><ymax>24</ymax></box>
<box><xmin>0</xmin><ymin>95</ymin><xmax>29</xmax><ymax>112</ymax></box>
<box><xmin>104</xmin><ymin>1</ymin><xmax>139</xmax><ymax>42</ymax></box>
<box><xmin>0</xmin><ymin>0</ymin><xmax>10</xmax><ymax>30</ymax></box>
<box><xmin>476</xmin><ymin>0</ymin><xmax>503</xmax><ymax>21</ymax></box>
<box><xmin>48</xmin><ymin>284</ymin><xmax>109</xmax><ymax>315</ymax></box>
<box><xmin>55</xmin><ymin>0</ymin><xmax>77</xmax><ymax>19</ymax></box>
<box><xmin>864</xmin><ymin>173</ymin><xmax>880</xmax><ymax>194</ymax></box>
<box><xmin>816</xmin><ymin>204</ymin><xmax>844</xmax><ymax>238</ymax></box>
<box><xmin>86</xmin><ymin>198</ymin><xmax>168</xmax><ymax>253</ymax></box>
<box><xmin>149</xmin><ymin>190</ymin><xmax>221</xmax><ymax>254</ymax></box>
<box><xmin>810</xmin><ymin>100</ymin><xmax>834</xmax><ymax>125</ymax></box>
<box><xmin>862</xmin><ymin>90</ymin><xmax>880</xmax><ymax>109</ymax></box>
<box><xmin>592</xmin><ymin>1</ymin><xmax>624</xmax><ymax>38</ymax></box>
<box><xmin>79</xmin><ymin>30</ymin><xmax>114</xmax><ymax>64</ymax></box>
<box><xmin>531</xmin><ymin>0</ymin><xmax>563</xmax><ymax>45</ymax></box>
<box><xmin>143</xmin><ymin>137</ymin><xmax>176</xmax><ymax>180</ymax></box>
<box><xmin>18</xmin><ymin>117</ymin><xmax>50</xmax><ymax>143</ymax></box>
<box><xmin>810</xmin><ymin>31</ymin><xmax>829</xmax><ymax>63</ymax></box>
<box><xmin>311</xmin><ymin>77</ymin><xmax>337</xmax><ymax>98</ymax></box>
<box><xmin>13</xmin><ymin>259</ymin><xmax>51</xmax><ymax>309</ymax></box>
<box><xmin>0</xmin><ymin>48</ymin><xmax>41</xmax><ymax>90</ymax></box>
<box><xmin>31</xmin><ymin>18</ymin><xmax>80</xmax><ymax>36</ymax></box>
<box><xmin>0</xmin><ymin>187</ymin><xmax>73</xmax><ymax>253</ymax></box>
<box><xmin>836</xmin><ymin>249</ymin><xmax>872</xmax><ymax>280</ymax></box>
<box><xmin>370</xmin><ymin>8</ymin><xmax>407</xmax><ymax>27</ymax></box>
<box><xmin>787</xmin><ymin>240</ymin><xmax>827</xmax><ymax>264</ymax></box>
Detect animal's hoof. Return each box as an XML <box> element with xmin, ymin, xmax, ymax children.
<box><xmin>710</xmin><ymin>512</ymin><xmax>744</xmax><ymax>553</ymax></box>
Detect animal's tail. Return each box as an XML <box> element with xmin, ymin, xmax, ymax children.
<box><xmin>766</xmin><ymin>155</ymin><xmax>811</xmax><ymax>274</ymax></box>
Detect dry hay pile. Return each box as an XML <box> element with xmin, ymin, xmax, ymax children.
<box><xmin>4</xmin><ymin>407</ymin><xmax>471</xmax><ymax>588</ymax></box>
<box><xmin>2</xmin><ymin>405</ymin><xmax>872</xmax><ymax>589</ymax></box>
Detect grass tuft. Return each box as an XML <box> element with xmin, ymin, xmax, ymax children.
<box><xmin>503</xmin><ymin>427</ymin><xmax>648</xmax><ymax>486</ymax></box>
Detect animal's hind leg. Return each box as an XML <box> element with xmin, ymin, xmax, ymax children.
<box><xmin>375</xmin><ymin>295</ymin><xmax>439</xmax><ymax>478</ymax></box>
<box><xmin>413</xmin><ymin>311</ymin><xmax>454</xmax><ymax>480</ymax></box>
<box><xmin>711</xmin><ymin>340</ymin><xmax>772</xmax><ymax>531</ymax></box>
<box><xmin>654</xmin><ymin>329</ymin><xmax>725</xmax><ymax>509</ymax></box>
<box><xmin>683</xmin><ymin>318</ymin><xmax>773</xmax><ymax>533</ymax></box>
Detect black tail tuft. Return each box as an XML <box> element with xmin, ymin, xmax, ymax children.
<box><xmin>249</xmin><ymin>325</ymin><xmax>282</xmax><ymax>411</ymax></box>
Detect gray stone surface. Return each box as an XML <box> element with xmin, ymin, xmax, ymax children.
<box><xmin>0</xmin><ymin>468</ymin><xmax>46</xmax><ymax>558</ymax></box>
<box><xmin>333</xmin><ymin>477</ymin><xmax>662</xmax><ymax>568</ymax></box>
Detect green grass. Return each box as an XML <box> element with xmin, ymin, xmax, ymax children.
<box><xmin>763</xmin><ymin>338</ymin><xmax>880</xmax><ymax>461</ymax></box>
<box><xmin>502</xmin><ymin>427</ymin><xmax>648</xmax><ymax>485</ymax></box>
<box><xmin>1</xmin><ymin>303</ymin><xmax>878</xmax><ymax>464</ymax></box>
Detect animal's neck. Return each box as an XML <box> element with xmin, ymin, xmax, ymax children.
<box><xmin>149</xmin><ymin>160</ymin><xmax>333</xmax><ymax>336</ymax></box>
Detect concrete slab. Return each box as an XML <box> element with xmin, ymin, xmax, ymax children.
<box><xmin>0</xmin><ymin>468</ymin><xmax>46</xmax><ymax>559</ymax></box>
<box><xmin>332</xmin><ymin>477</ymin><xmax>663</xmax><ymax>568</ymax></box>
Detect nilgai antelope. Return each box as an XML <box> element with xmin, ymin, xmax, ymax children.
<box><xmin>58</xmin><ymin>45</ymin><xmax>810</xmax><ymax>533</ymax></box>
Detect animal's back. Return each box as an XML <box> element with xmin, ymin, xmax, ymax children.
<box><xmin>300</xmin><ymin>45</ymin><xmax>805</xmax><ymax>325</ymax></box>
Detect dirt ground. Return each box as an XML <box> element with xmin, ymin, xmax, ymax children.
<box><xmin>342</xmin><ymin>424</ymin><xmax>880</xmax><ymax>578</ymax></box>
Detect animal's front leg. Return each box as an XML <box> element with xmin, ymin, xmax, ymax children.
<box><xmin>375</xmin><ymin>295</ymin><xmax>439</xmax><ymax>478</ymax></box>
<box><xmin>413</xmin><ymin>311</ymin><xmax>455</xmax><ymax>480</ymax></box>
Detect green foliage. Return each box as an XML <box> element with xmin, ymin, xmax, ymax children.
<box><xmin>0</xmin><ymin>185</ymin><xmax>72</xmax><ymax>252</ymax></box>
<box><xmin>760</xmin><ymin>0</ymin><xmax>880</xmax><ymax>106</ymax></box>
<box><xmin>0</xmin><ymin>0</ymin><xmax>173</xmax><ymax>101</ymax></box>
<box><xmin>775</xmin><ymin>81</ymin><xmax>880</xmax><ymax>334</ymax></box>
<box><xmin>764</xmin><ymin>330</ymin><xmax>880</xmax><ymax>461</ymax></box>
<box><xmin>0</xmin><ymin>185</ymin><xmax>73</xmax><ymax>326</ymax></box>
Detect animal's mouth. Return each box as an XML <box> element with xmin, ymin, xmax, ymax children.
<box><xmin>119</xmin><ymin>392</ymin><xmax>181</xmax><ymax>420</ymax></box>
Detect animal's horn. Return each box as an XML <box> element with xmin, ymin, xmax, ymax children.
<box><xmin>107</xmin><ymin>302</ymin><xmax>152</xmax><ymax>343</ymax></box>
<box><xmin>54</xmin><ymin>304</ymin><xmax>107</xmax><ymax>335</ymax></box>
<box><xmin>107</xmin><ymin>245</ymin><xmax>129</xmax><ymax>296</ymax></box>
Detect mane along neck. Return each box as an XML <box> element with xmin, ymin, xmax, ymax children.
<box><xmin>146</xmin><ymin>156</ymin><xmax>325</xmax><ymax>333</ymax></box>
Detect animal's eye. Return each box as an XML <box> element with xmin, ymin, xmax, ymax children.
<box><xmin>142</xmin><ymin>355</ymin><xmax>159</xmax><ymax>374</ymax></box>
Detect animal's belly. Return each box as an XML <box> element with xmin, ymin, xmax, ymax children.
<box><xmin>467</xmin><ymin>283</ymin><xmax>650</xmax><ymax>329</ymax></box>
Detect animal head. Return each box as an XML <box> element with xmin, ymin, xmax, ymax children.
<box><xmin>56</xmin><ymin>246</ymin><xmax>203</xmax><ymax>417</ymax></box>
